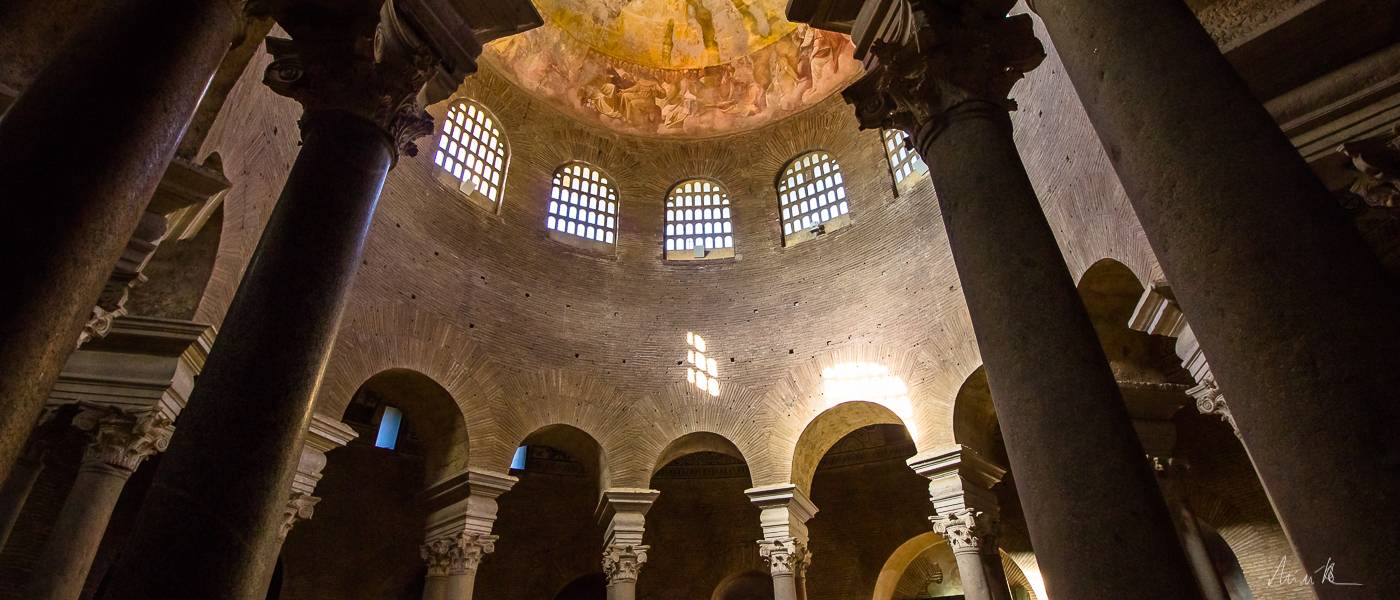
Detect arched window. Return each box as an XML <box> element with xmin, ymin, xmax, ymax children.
<box><xmin>778</xmin><ymin>151</ymin><xmax>851</xmax><ymax>246</ymax></box>
<box><xmin>882</xmin><ymin>129</ymin><xmax>927</xmax><ymax>191</ymax></box>
<box><xmin>433</xmin><ymin>99</ymin><xmax>509</xmax><ymax>210</ymax></box>
<box><xmin>664</xmin><ymin>178</ymin><xmax>734</xmax><ymax>260</ymax></box>
<box><xmin>546</xmin><ymin>162</ymin><xmax>618</xmax><ymax>247</ymax></box>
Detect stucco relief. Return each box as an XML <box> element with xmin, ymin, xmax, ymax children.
<box><xmin>483</xmin><ymin>24</ymin><xmax>862</xmax><ymax>138</ymax></box>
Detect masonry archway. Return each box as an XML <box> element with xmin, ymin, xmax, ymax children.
<box><xmin>641</xmin><ymin>431</ymin><xmax>762</xmax><ymax>599</ymax></box>
<box><xmin>476</xmin><ymin>424</ymin><xmax>606</xmax><ymax>599</ymax></box>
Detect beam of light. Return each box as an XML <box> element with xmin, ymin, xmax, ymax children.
<box><xmin>821</xmin><ymin>362</ymin><xmax>916</xmax><ymax>439</ymax></box>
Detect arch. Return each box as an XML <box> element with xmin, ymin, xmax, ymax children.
<box><xmin>711</xmin><ymin>570</ymin><xmax>775</xmax><ymax>600</ymax></box>
<box><xmin>553</xmin><ymin>573</ymin><xmax>607</xmax><ymax>600</ymax></box>
<box><xmin>1077</xmin><ymin>258</ymin><xmax>1147</xmax><ymax>327</ymax></box>
<box><xmin>651</xmin><ymin>431</ymin><xmax>749</xmax><ymax>479</ymax></box>
<box><xmin>517</xmin><ymin>423</ymin><xmax>606</xmax><ymax>494</ymax></box>
<box><xmin>776</xmin><ymin>150</ymin><xmax>850</xmax><ymax>244</ymax></box>
<box><xmin>434</xmin><ymin>98</ymin><xmax>510</xmax><ymax>207</ymax></box>
<box><xmin>352</xmin><ymin>368</ymin><xmax>469</xmax><ymax>484</ymax></box>
<box><xmin>872</xmin><ymin>532</ymin><xmax>1042</xmax><ymax>600</ymax></box>
<box><xmin>790</xmin><ymin>400</ymin><xmax>908</xmax><ymax>494</ymax></box>
<box><xmin>665</xmin><ymin>178</ymin><xmax>735</xmax><ymax>259</ymax></box>
<box><xmin>547</xmin><ymin>161</ymin><xmax>619</xmax><ymax>245</ymax></box>
<box><xmin>951</xmin><ymin>366</ymin><xmax>1007</xmax><ymax>465</ymax></box>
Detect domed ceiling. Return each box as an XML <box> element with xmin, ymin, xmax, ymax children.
<box><xmin>482</xmin><ymin>0</ymin><xmax>863</xmax><ymax>138</ymax></box>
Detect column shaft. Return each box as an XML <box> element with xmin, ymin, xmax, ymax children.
<box><xmin>421</xmin><ymin>576</ymin><xmax>448</xmax><ymax>600</ymax></box>
<box><xmin>953</xmin><ymin>549</ymin><xmax>995</xmax><ymax>600</ymax></box>
<box><xmin>25</xmin><ymin>464</ymin><xmax>132</xmax><ymax>600</ymax></box>
<box><xmin>0</xmin><ymin>0</ymin><xmax>237</xmax><ymax>484</ymax></box>
<box><xmin>916</xmin><ymin>106</ymin><xmax>1199</xmax><ymax>599</ymax></box>
<box><xmin>606</xmin><ymin>580</ymin><xmax>637</xmax><ymax>600</ymax></box>
<box><xmin>1032</xmin><ymin>1</ymin><xmax>1400</xmax><ymax>590</ymax></box>
<box><xmin>100</xmin><ymin>112</ymin><xmax>392</xmax><ymax>600</ymax></box>
<box><xmin>444</xmin><ymin>570</ymin><xmax>479</xmax><ymax>600</ymax></box>
<box><xmin>0</xmin><ymin>450</ymin><xmax>45</xmax><ymax>549</ymax></box>
<box><xmin>771</xmin><ymin>574</ymin><xmax>798</xmax><ymax>600</ymax></box>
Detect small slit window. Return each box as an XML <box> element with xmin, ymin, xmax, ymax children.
<box><xmin>433</xmin><ymin>99</ymin><xmax>509</xmax><ymax>210</ymax></box>
<box><xmin>546</xmin><ymin>162</ymin><xmax>618</xmax><ymax>248</ymax></box>
<box><xmin>665</xmin><ymin>178</ymin><xmax>734</xmax><ymax>260</ymax></box>
<box><xmin>883</xmin><ymin>129</ymin><xmax>928</xmax><ymax>190</ymax></box>
<box><xmin>778</xmin><ymin>151</ymin><xmax>851</xmax><ymax>245</ymax></box>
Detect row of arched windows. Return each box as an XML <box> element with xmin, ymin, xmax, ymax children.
<box><xmin>434</xmin><ymin>98</ymin><xmax>929</xmax><ymax>257</ymax></box>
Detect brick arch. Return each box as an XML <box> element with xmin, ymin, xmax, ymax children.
<box><xmin>621</xmin><ymin>381</ymin><xmax>771</xmax><ymax>489</ymax></box>
<box><xmin>316</xmin><ymin>304</ymin><xmax>505</xmax><ymax>425</ymax></box>
<box><xmin>351</xmin><ymin>368</ymin><xmax>469</xmax><ymax>483</ymax></box>
<box><xmin>788</xmin><ymin>400</ymin><xmax>909</xmax><ymax>494</ymax></box>
<box><xmin>479</xmin><ymin>367</ymin><xmax>634</xmax><ymax>489</ymax></box>
<box><xmin>748</xmin><ymin>344</ymin><xmax>952</xmax><ymax>489</ymax></box>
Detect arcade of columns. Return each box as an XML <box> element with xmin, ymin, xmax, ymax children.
<box><xmin>0</xmin><ymin>0</ymin><xmax>1395</xmax><ymax>599</ymax></box>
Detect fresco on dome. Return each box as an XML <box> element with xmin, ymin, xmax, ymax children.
<box><xmin>484</xmin><ymin>23</ymin><xmax>863</xmax><ymax>138</ymax></box>
<box><xmin>531</xmin><ymin>0</ymin><xmax>798</xmax><ymax>69</ymax></box>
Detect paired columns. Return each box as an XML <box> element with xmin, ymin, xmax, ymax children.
<box><xmin>420</xmin><ymin>469</ymin><xmax>518</xmax><ymax>600</ymax></box>
<box><xmin>798</xmin><ymin>1</ymin><xmax>1203</xmax><ymax>597</ymax></box>
<box><xmin>1029</xmin><ymin>0</ymin><xmax>1400</xmax><ymax>590</ymax></box>
<box><xmin>0</xmin><ymin>0</ymin><xmax>246</xmax><ymax>485</ymax></box>
<box><xmin>25</xmin><ymin>406</ymin><xmax>174</xmax><ymax>600</ymax></box>
<box><xmin>95</xmin><ymin>3</ymin><xmax>442</xmax><ymax>597</ymax></box>
<box><xmin>747</xmin><ymin>484</ymin><xmax>818</xmax><ymax>600</ymax></box>
<box><xmin>598</xmin><ymin>488</ymin><xmax>660</xmax><ymax>600</ymax></box>
<box><xmin>909</xmin><ymin>447</ymin><xmax>1011</xmax><ymax>600</ymax></box>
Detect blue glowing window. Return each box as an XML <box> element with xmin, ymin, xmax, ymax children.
<box><xmin>375</xmin><ymin>406</ymin><xmax>403</xmax><ymax>450</ymax></box>
<box><xmin>510</xmin><ymin>446</ymin><xmax>528</xmax><ymax>471</ymax></box>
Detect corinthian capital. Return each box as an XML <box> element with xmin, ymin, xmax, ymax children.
<box><xmin>72</xmin><ymin>405</ymin><xmax>175</xmax><ymax>474</ymax></box>
<box><xmin>931</xmin><ymin>509</ymin><xmax>996</xmax><ymax>554</ymax></box>
<box><xmin>421</xmin><ymin>532</ymin><xmax>497</xmax><ymax>576</ymax></box>
<box><xmin>262</xmin><ymin>3</ymin><xmax>439</xmax><ymax>162</ymax></box>
<box><xmin>278</xmin><ymin>492</ymin><xmax>321</xmax><ymax>541</ymax></box>
<box><xmin>602</xmin><ymin>544</ymin><xmax>649</xmax><ymax>584</ymax></box>
<box><xmin>838</xmin><ymin>0</ymin><xmax>1045</xmax><ymax>144</ymax></box>
<box><xmin>757</xmin><ymin>537</ymin><xmax>810</xmax><ymax>577</ymax></box>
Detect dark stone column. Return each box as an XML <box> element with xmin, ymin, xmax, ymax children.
<box><xmin>98</xmin><ymin>6</ymin><xmax>439</xmax><ymax>597</ymax></box>
<box><xmin>0</xmin><ymin>446</ymin><xmax>46</xmax><ymax>549</ymax></box>
<box><xmin>833</xmin><ymin>2</ymin><xmax>1201</xmax><ymax>598</ymax></box>
<box><xmin>0</xmin><ymin>0</ymin><xmax>241</xmax><ymax>485</ymax></box>
<box><xmin>1031</xmin><ymin>0</ymin><xmax>1400</xmax><ymax>591</ymax></box>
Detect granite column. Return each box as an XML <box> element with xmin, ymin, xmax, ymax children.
<box><xmin>0</xmin><ymin>0</ymin><xmax>242</xmax><ymax>484</ymax></box>
<box><xmin>97</xmin><ymin>5</ymin><xmax>437</xmax><ymax>597</ymax></box>
<box><xmin>1031</xmin><ymin>0</ymin><xmax>1400</xmax><ymax>589</ymax></box>
<box><xmin>825</xmin><ymin>1</ymin><xmax>1201</xmax><ymax>597</ymax></box>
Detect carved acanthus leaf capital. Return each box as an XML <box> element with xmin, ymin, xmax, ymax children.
<box><xmin>842</xmin><ymin>0</ymin><xmax>1044</xmax><ymax>145</ymax></box>
<box><xmin>278</xmin><ymin>492</ymin><xmax>321</xmax><ymax>541</ymax></box>
<box><xmin>1187</xmin><ymin>374</ymin><xmax>1239</xmax><ymax>437</ymax></box>
<box><xmin>757</xmin><ymin>537</ymin><xmax>810</xmax><ymax>577</ymax></box>
<box><xmin>602</xmin><ymin>544</ymin><xmax>649</xmax><ymax>584</ymax></box>
<box><xmin>421</xmin><ymin>532</ymin><xmax>497</xmax><ymax>576</ymax></box>
<box><xmin>263</xmin><ymin>4</ymin><xmax>438</xmax><ymax>162</ymax></box>
<box><xmin>930</xmin><ymin>509</ymin><xmax>996</xmax><ymax>553</ymax></box>
<box><xmin>72</xmin><ymin>406</ymin><xmax>174</xmax><ymax>473</ymax></box>
<box><xmin>1337</xmin><ymin>127</ymin><xmax>1400</xmax><ymax>210</ymax></box>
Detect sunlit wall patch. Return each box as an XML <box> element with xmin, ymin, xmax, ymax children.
<box><xmin>821</xmin><ymin>362</ymin><xmax>915</xmax><ymax>438</ymax></box>
<box><xmin>685</xmin><ymin>332</ymin><xmax>720</xmax><ymax>396</ymax></box>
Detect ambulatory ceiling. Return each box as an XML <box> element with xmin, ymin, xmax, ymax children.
<box><xmin>482</xmin><ymin>0</ymin><xmax>863</xmax><ymax>138</ymax></box>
